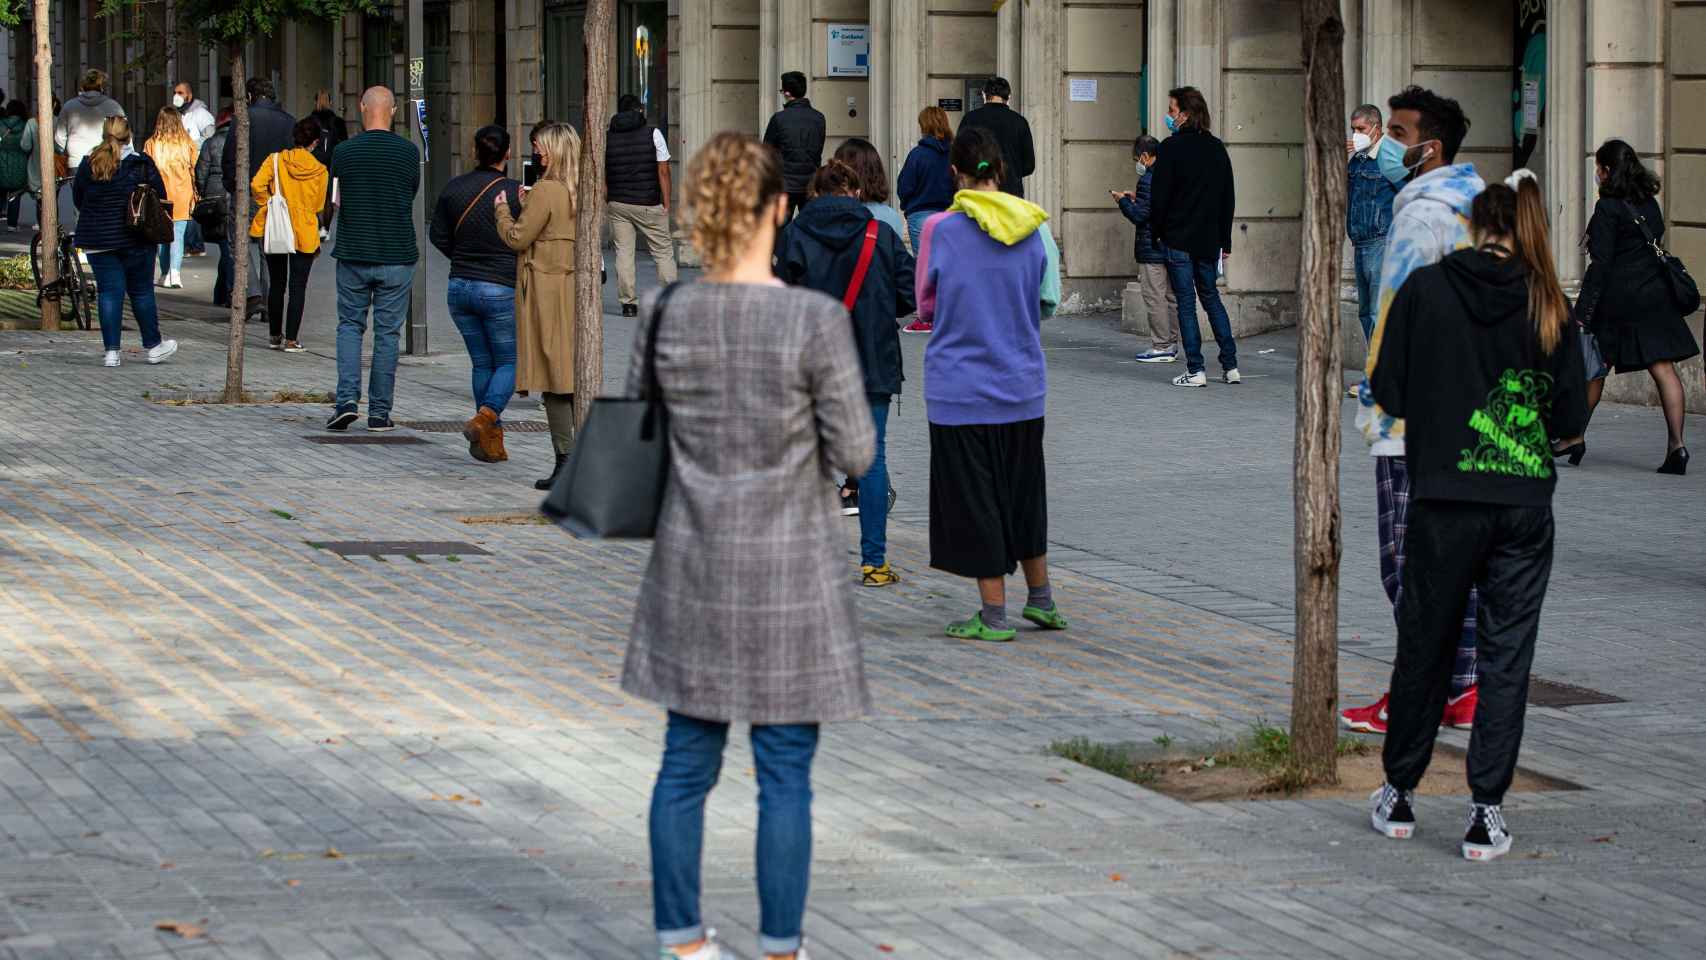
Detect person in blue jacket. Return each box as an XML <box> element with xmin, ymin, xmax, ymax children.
<box><xmin>775</xmin><ymin>159</ymin><xmax>916</xmax><ymax>588</ymax></box>
<box><xmin>1116</xmin><ymin>134</ymin><xmax>1183</xmax><ymax>363</ymax></box>
<box><xmin>896</xmin><ymin>106</ymin><xmax>956</xmax><ymax>255</ymax></box>
<box><xmin>74</xmin><ymin>115</ymin><xmax>179</xmax><ymax>368</ymax></box>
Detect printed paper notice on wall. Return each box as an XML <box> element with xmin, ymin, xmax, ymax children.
<box><xmin>1069</xmin><ymin>78</ymin><xmax>1098</xmax><ymax>102</ymax></box>
<box><xmin>1521</xmin><ymin>80</ymin><xmax>1540</xmax><ymax>134</ymax></box>
<box><xmin>827</xmin><ymin>24</ymin><xmax>870</xmax><ymax>77</ymax></box>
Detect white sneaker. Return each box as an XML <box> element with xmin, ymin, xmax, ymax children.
<box><xmin>167</xmin><ymin>270</ymin><xmax>183</xmax><ymax>289</ymax></box>
<box><xmin>1222</xmin><ymin>368</ymin><xmax>1242</xmax><ymax>385</ymax></box>
<box><xmin>662</xmin><ymin>930</ymin><xmax>722</xmax><ymax>959</ymax></box>
<box><xmin>145</xmin><ymin>340</ymin><xmax>179</xmax><ymax>364</ymax></box>
<box><xmin>103</xmin><ymin>350</ymin><xmax>121</xmax><ymax>368</ymax></box>
<box><xmin>1171</xmin><ymin>371</ymin><xmax>1208</xmax><ymax>388</ymax></box>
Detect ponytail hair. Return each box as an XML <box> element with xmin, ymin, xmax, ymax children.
<box><xmin>1471</xmin><ymin>172</ymin><xmax>1568</xmax><ymax>355</ymax></box>
<box><xmin>89</xmin><ymin>115</ymin><xmax>131</xmax><ymax>182</ymax></box>
<box><xmin>949</xmin><ymin>125</ymin><xmax>1004</xmax><ymax>187</ymax></box>
<box><xmin>808</xmin><ymin>158</ymin><xmax>862</xmax><ymax>200</ymax></box>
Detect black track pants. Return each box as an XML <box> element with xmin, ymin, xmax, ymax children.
<box><xmin>1381</xmin><ymin>500</ymin><xmax>1554</xmax><ymax>805</ymax></box>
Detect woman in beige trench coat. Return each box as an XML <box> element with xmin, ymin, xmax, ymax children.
<box><xmin>494</xmin><ymin>121</ymin><xmax>580</xmax><ymax>489</ymax></box>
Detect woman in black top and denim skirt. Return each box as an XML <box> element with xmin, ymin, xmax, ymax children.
<box><xmin>1562</xmin><ymin>139</ymin><xmax>1698</xmax><ymax>473</ymax></box>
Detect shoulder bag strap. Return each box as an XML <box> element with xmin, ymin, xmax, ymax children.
<box><xmin>1621</xmin><ymin>199</ymin><xmax>1668</xmax><ymax>257</ymax></box>
<box><xmin>454</xmin><ymin>175</ymin><xmax>505</xmax><ymax>236</ymax></box>
<box><xmin>640</xmin><ymin>283</ymin><xmax>683</xmax><ymax>440</ymax></box>
<box><xmin>842</xmin><ymin>220</ymin><xmax>880</xmax><ymax>309</ymax></box>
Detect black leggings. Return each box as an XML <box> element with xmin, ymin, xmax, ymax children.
<box><xmin>266</xmin><ymin>251</ymin><xmax>317</xmax><ymax>340</ymax></box>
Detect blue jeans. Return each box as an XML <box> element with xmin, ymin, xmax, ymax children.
<box><xmin>447</xmin><ymin>278</ymin><xmax>518</xmax><ymax>416</ymax></box>
<box><xmin>87</xmin><ymin>246</ymin><xmax>163</xmax><ymax>351</ymax></box>
<box><xmin>905</xmin><ymin>210</ymin><xmax>936</xmax><ymax>255</ymax></box>
<box><xmin>860</xmin><ymin>397</ymin><xmax>891</xmax><ymax>567</ymax></box>
<box><xmin>184</xmin><ymin>217</ymin><xmax>204</xmax><ymax>253</ymax></box>
<box><xmin>157</xmin><ymin>220</ymin><xmax>187</xmax><ymax>277</ymax></box>
<box><xmin>334</xmin><ymin>261</ymin><xmax>415</xmax><ymax>419</ymax></box>
<box><xmin>1353</xmin><ymin>239</ymin><xmax>1385</xmax><ymax>342</ymax></box>
<box><xmin>1163</xmin><ymin>246</ymin><xmax>1238</xmax><ymax>375</ymax></box>
<box><xmin>650</xmin><ymin>711</ymin><xmax>818</xmax><ymax>957</ymax></box>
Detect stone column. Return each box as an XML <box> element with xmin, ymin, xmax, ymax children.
<box><xmin>1018</xmin><ymin>0</ymin><xmax>1060</xmax><ymax>220</ymax></box>
<box><xmin>888</xmin><ymin>0</ymin><xmax>925</xmax><ymax>182</ymax></box>
<box><xmin>1176</xmin><ymin>0</ymin><xmax>1219</xmax><ymax>119</ymax></box>
<box><xmin>778</xmin><ymin>0</ymin><xmax>810</xmax><ymax>88</ymax></box>
<box><xmin>1361</xmin><ymin>0</ymin><xmax>1410</xmax><ymax>105</ymax></box>
<box><xmin>868</xmin><ymin>0</ymin><xmax>890</xmax><ymax>171</ymax></box>
<box><xmin>1548</xmin><ymin>0</ymin><xmax>1587</xmax><ymax>285</ymax></box>
<box><xmin>1147</xmin><ymin>0</ymin><xmax>1176</xmax><ymax>133</ymax></box>
<box><xmin>758</xmin><ymin>0</ymin><xmax>778</xmax><ymax>133</ymax></box>
<box><xmin>996</xmin><ymin>0</ymin><xmax>1020</xmax><ymax>86</ymax></box>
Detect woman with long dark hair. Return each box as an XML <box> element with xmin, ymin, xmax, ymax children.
<box><xmin>1556</xmin><ymin>139</ymin><xmax>1699</xmax><ymax>473</ymax></box>
<box><xmin>1367</xmin><ymin>173</ymin><xmax>1586</xmax><ymax>862</ymax></box>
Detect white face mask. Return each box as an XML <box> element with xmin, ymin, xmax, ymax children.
<box><xmin>1135</xmin><ymin>161</ymin><xmax>1146</xmax><ymax>175</ymax></box>
<box><xmin>1350</xmin><ymin>131</ymin><xmax>1372</xmax><ymax>155</ymax></box>
<box><xmin>172</xmin><ymin>93</ymin><xmax>186</xmax><ymax>109</ymax></box>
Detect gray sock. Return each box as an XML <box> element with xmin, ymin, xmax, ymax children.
<box><xmin>980</xmin><ymin>603</ymin><xmax>1008</xmax><ymax>629</ymax></box>
<box><xmin>1027</xmin><ymin>583</ymin><xmax>1054</xmax><ymax>610</ymax></box>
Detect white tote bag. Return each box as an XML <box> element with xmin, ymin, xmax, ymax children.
<box><xmin>262</xmin><ymin>153</ymin><xmax>297</xmax><ymax>255</ymax></box>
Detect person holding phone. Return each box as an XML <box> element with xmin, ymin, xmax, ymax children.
<box><xmin>1115</xmin><ymin>134</ymin><xmax>1182</xmax><ymax>364</ymax></box>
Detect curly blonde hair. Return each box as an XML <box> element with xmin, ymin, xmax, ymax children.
<box><xmin>685</xmin><ymin>132</ymin><xmax>784</xmax><ymax>272</ymax></box>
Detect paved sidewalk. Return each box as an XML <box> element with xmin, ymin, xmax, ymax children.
<box><xmin>1</xmin><ymin>243</ymin><xmax>1704</xmax><ymax>958</ymax></box>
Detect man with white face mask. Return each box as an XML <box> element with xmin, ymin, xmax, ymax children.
<box><xmin>172</xmin><ymin>82</ymin><xmax>216</xmax><ymax>148</ymax></box>
<box><xmin>1346</xmin><ymin>104</ymin><xmax>1398</xmax><ymax>344</ymax></box>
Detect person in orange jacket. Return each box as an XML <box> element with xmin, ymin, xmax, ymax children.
<box><xmin>250</xmin><ymin>117</ymin><xmax>329</xmax><ymax>351</ymax></box>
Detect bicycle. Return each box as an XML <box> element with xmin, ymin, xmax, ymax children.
<box><xmin>29</xmin><ymin>177</ymin><xmax>96</xmax><ymax>331</ymax></box>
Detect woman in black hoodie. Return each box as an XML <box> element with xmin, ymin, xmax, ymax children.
<box><xmin>1366</xmin><ymin>173</ymin><xmax>1587</xmax><ymax>864</ymax></box>
<box><xmin>774</xmin><ymin>160</ymin><xmax>915</xmax><ymax>587</ymax></box>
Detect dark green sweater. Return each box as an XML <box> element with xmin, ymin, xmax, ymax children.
<box><xmin>331</xmin><ymin>129</ymin><xmax>420</xmax><ymax>264</ymax></box>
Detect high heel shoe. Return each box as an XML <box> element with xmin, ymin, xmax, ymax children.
<box><xmin>1657</xmin><ymin>446</ymin><xmax>1690</xmax><ymax>475</ymax></box>
<box><xmin>1553</xmin><ymin>441</ymin><xmax>1587</xmax><ymax>466</ymax></box>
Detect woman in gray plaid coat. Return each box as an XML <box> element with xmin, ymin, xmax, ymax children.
<box><xmin>623</xmin><ymin>132</ymin><xmax>875</xmax><ymax>960</ymax></box>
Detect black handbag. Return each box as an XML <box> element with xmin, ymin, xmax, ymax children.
<box><xmin>540</xmin><ymin>283</ymin><xmax>680</xmax><ymax>538</ymax></box>
<box><xmin>1624</xmin><ymin>201</ymin><xmax>1701</xmax><ymax>316</ymax></box>
<box><xmin>127</xmin><ymin>183</ymin><xmax>175</xmax><ymax>244</ymax></box>
<box><xmin>191</xmin><ymin>195</ymin><xmax>227</xmax><ymax>242</ymax></box>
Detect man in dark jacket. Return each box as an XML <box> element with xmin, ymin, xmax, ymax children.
<box><xmin>223</xmin><ymin>78</ymin><xmax>297</xmax><ymax>315</ymax></box>
<box><xmin>774</xmin><ymin>171</ymin><xmax>915</xmax><ymax>586</ymax></box>
<box><xmin>605</xmin><ymin>94</ymin><xmax>677</xmax><ymax>318</ymax></box>
<box><xmin>1117</xmin><ymin>134</ymin><xmax>1188</xmax><ymax>363</ymax></box>
<box><xmin>309</xmin><ymin>89</ymin><xmax>350</xmax><ymax>166</ymax></box>
<box><xmin>957</xmin><ymin>77</ymin><xmax>1035</xmax><ymax>197</ymax></box>
<box><xmin>194</xmin><ymin>111</ymin><xmax>233</xmax><ymax>306</ymax></box>
<box><xmin>1149</xmin><ymin>84</ymin><xmax>1239</xmax><ymax>387</ymax></box>
<box><xmin>763</xmin><ymin>72</ymin><xmax>826</xmax><ymax>218</ymax></box>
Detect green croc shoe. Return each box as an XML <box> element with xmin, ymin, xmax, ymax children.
<box><xmin>1022</xmin><ymin>604</ymin><xmax>1069</xmax><ymax>630</ymax></box>
<box><xmin>945</xmin><ymin>613</ymin><xmax>1016</xmax><ymax>642</ymax></box>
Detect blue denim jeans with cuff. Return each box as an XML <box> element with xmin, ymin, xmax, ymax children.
<box><xmin>88</xmin><ymin>246</ymin><xmax>163</xmax><ymax>351</ymax></box>
<box><xmin>650</xmin><ymin>711</ymin><xmax>818</xmax><ymax>957</ymax></box>
<box><xmin>1354</xmin><ymin>238</ymin><xmax>1386</xmax><ymax>343</ymax></box>
<box><xmin>859</xmin><ymin>397</ymin><xmax>892</xmax><ymax>568</ymax></box>
<box><xmin>1163</xmin><ymin>245</ymin><xmax>1238</xmax><ymax>375</ymax></box>
<box><xmin>446</xmin><ymin>278</ymin><xmax>518</xmax><ymax>417</ymax></box>
<box><xmin>334</xmin><ymin>260</ymin><xmax>415</xmax><ymax>419</ymax></box>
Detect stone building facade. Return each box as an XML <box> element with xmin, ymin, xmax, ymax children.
<box><xmin>7</xmin><ymin>1</ymin><xmax>1703</xmax><ymax>404</ymax></box>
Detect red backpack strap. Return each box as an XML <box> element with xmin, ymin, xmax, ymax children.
<box><xmin>842</xmin><ymin>220</ymin><xmax>880</xmax><ymax>310</ymax></box>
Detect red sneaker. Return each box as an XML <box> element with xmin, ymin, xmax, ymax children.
<box><xmin>1339</xmin><ymin>693</ymin><xmax>1389</xmax><ymax>735</ymax></box>
<box><xmin>903</xmin><ymin>319</ymin><xmax>933</xmax><ymax>334</ymax></box>
<box><xmin>1441</xmin><ymin>686</ymin><xmax>1478</xmax><ymax>730</ymax></box>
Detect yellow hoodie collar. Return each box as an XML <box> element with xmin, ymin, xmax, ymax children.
<box><xmin>947</xmin><ymin>189</ymin><xmax>1050</xmax><ymax>246</ymax></box>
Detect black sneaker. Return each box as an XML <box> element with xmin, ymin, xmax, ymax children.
<box><xmin>839</xmin><ymin>482</ymin><xmax>860</xmax><ymax>517</ymax></box>
<box><xmin>326</xmin><ymin>409</ymin><xmax>358</xmax><ymax>431</ymax></box>
<box><xmin>367</xmin><ymin>416</ymin><xmax>396</xmax><ymax>432</ymax></box>
<box><xmin>1369</xmin><ymin>782</ymin><xmax>1416</xmax><ymax>839</ymax></box>
<box><xmin>621</xmin><ymin>303</ymin><xmax>639</xmax><ymax>317</ymax></box>
<box><xmin>1462</xmin><ymin>803</ymin><xmax>1512</xmax><ymax>862</ymax></box>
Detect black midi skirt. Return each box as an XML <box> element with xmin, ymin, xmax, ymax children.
<box><xmin>929</xmin><ymin>418</ymin><xmax>1048</xmax><ymax>579</ymax></box>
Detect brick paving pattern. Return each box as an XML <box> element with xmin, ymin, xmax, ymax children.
<box><xmin>1</xmin><ymin>244</ymin><xmax>1703</xmax><ymax>958</ymax></box>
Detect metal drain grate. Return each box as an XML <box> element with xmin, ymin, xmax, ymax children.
<box><xmin>1528</xmin><ymin>678</ymin><xmax>1624</xmax><ymax>707</ymax></box>
<box><xmin>305</xmin><ymin>435</ymin><xmax>428</xmax><ymax>445</ymax></box>
<box><xmin>309</xmin><ymin>540</ymin><xmax>491</xmax><ymax>558</ymax></box>
<box><xmin>398</xmin><ymin>420</ymin><xmax>552</xmax><ymax>433</ymax></box>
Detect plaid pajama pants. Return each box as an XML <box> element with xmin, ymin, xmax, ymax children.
<box><xmin>1376</xmin><ymin>456</ymin><xmax>1478</xmax><ymax>693</ymax></box>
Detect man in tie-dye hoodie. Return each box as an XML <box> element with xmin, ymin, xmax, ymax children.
<box><xmin>1342</xmin><ymin>87</ymin><xmax>1486</xmax><ymax>736</ymax></box>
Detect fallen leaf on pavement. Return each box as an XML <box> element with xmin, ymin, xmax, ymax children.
<box><xmin>520</xmin><ymin>848</ymin><xmax>544</xmax><ymax>857</ymax></box>
<box><xmin>324</xmin><ymin>847</ymin><xmax>343</xmax><ymax>859</ymax></box>
<box><xmin>878</xmin><ymin>946</ymin><xmax>895</xmax><ymax>954</ymax></box>
<box><xmin>285</xmin><ymin>879</ymin><xmax>301</xmax><ymax>887</ymax></box>
<box><xmin>155</xmin><ymin>921</ymin><xmax>206</xmax><ymax>939</ymax></box>
<box><xmin>1591</xmin><ymin>835</ymin><xmax>1616</xmax><ymax>843</ymax></box>
<box><xmin>258</xmin><ymin>849</ymin><xmax>277</xmax><ymax>859</ymax></box>
<box><xmin>1046</xmin><ymin>776</ymin><xmax>1067</xmax><ymax>784</ymax></box>
<box><xmin>1109</xmin><ymin>873</ymin><xmax>1124</xmax><ymax>882</ymax></box>
<box><xmin>159</xmin><ymin>862</ymin><xmax>175</xmax><ymax>870</ymax></box>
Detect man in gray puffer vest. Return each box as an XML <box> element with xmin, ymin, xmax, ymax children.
<box><xmin>604</xmin><ymin>94</ymin><xmax>677</xmax><ymax>318</ymax></box>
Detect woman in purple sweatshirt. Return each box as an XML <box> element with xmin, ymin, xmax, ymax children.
<box><xmin>914</xmin><ymin>127</ymin><xmax>1064</xmax><ymax>642</ymax></box>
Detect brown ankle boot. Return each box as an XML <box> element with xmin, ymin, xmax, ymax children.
<box><xmin>480</xmin><ymin>417</ymin><xmax>509</xmax><ymax>462</ymax></box>
<box><xmin>463</xmin><ymin>407</ymin><xmax>499</xmax><ymax>463</ymax></box>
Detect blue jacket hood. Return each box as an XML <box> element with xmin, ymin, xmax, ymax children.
<box><xmin>792</xmin><ymin>195</ymin><xmax>874</xmax><ymax>250</ymax></box>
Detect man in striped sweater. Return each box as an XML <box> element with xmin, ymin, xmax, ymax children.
<box><xmin>326</xmin><ymin>86</ymin><xmax>421</xmax><ymax>433</ymax></box>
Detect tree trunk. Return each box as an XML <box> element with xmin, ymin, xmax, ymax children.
<box><xmin>33</xmin><ymin>0</ymin><xmax>58</xmax><ymax>331</ymax></box>
<box><xmin>573</xmin><ymin>0</ymin><xmax>614</xmax><ymax>427</ymax></box>
<box><xmin>1290</xmin><ymin>0</ymin><xmax>1348</xmax><ymax>785</ymax></box>
<box><xmin>224</xmin><ymin>42</ymin><xmax>250</xmax><ymax>403</ymax></box>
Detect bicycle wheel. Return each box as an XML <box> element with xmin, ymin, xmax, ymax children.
<box><xmin>29</xmin><ymin>230</ymin><xmax>44</xmax><ymax>302</ymax></box>
<box><xmin>65</xmin><ymin>244</ymin><xmax>93</xmax><ymax>332</ymax></box>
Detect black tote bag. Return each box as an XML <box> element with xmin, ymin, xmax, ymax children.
<box><xmin>1624</xmin><ymin>201</ymin><xmax>1701</xmax><ymax>317</ymax></box>
<box><xmin>540</xmin><ymin>283</ymin><xmax>679</xmax><ymax>538</ymax></box>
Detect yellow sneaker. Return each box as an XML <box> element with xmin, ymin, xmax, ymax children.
<box><xmin>861</xmin><ymin>563</ymin><xmax>900</xmax><ymax>587</ymax></box>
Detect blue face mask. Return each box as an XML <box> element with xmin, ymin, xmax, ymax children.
<box><xmin>1375</xmin><ymin>133</ymin><xmax>1412</xmax><ymax>186</ymax></box>
<box><xmin>1164</xmin><ymin>114</ymin><xmax>1178</xmax><ymax>133</ymax></box>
